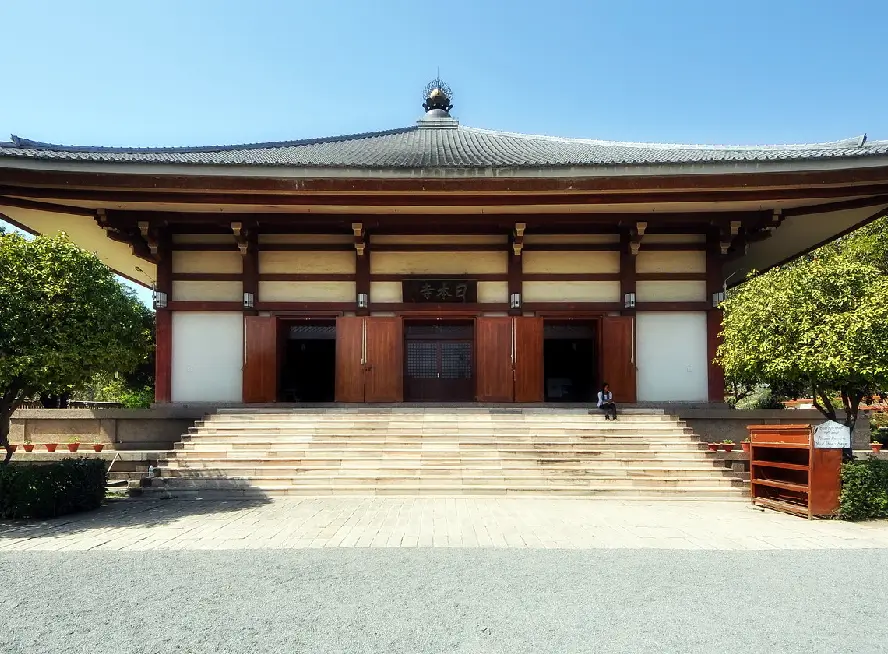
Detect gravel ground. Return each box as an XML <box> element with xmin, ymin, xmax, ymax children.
<box><xmin>2</xmin><ymin>549</ymin><xmax>887</xmax><ymax>654</ymax></box>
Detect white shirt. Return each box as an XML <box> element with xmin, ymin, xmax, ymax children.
<box><xmin>597</xmin><ymin>391</ymin><xmax>613</xmax><ymax>407</ymax></box>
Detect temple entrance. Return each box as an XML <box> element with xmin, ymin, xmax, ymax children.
<box><xmin>404</xmin><ymin>320</ymin><xmax>474</xmax><ymax>401</ymax></box>
<box><xmin>279</xmin><ymin>320</ymin><xmax>336</xmax><ymax>402</ymax></box>
<box><xmin>543</xmin><ymin>321</ymin><xmax>598</xmax><ymax>402</ymax></box>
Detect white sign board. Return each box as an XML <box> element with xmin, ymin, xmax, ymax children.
<box><xmin>813</xmin><ymin>421</ymin><xmax>851</xmax><ymax>449</ymax></box>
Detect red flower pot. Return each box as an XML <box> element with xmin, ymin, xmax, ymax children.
<box><xmin>67</xmin><ymin>443</ymin><xmax>80</xmax><ymax>453</ymax></box>
<box><xmin>23</xmin><ymin>444</ymin><xmax>34</xmax><ymax>452</ymax></box>
<box><xmin>8</xmin><ymin>445</ymin><xmax>17</xmax><ymax>452</ymax></box>
<box><xmin>873</xmin><ymin>443</ymin><xmax>883</xmax><ymax>453</ymax></box>
<box><xmin>722</xmin><ymin>444</ymin><xmax>735</xmax><ymax>453</ymax></box>
<box><xmin>45</xmin><ymin>443</ymin><xmax>58</xmax><ymax>452</ymax></box>
<box><xmin>741</xmin><ymin>442</ymin><xmax>751</xmax><ymax>454</ymax></box>
<box><xmin>707</xmin><ymin>443</ymin><xmax>719</xmax><ymax>452</ymax></box>
<box><xmin>92</xmin><ymin>444</ymin><xmax>105</xmax><ymax>452</ymax></box>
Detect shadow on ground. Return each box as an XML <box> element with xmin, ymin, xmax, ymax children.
<box><xmin>0</xmin><ymin>495</ymin><xmax>272</xmax><ymax>539</ymax></box>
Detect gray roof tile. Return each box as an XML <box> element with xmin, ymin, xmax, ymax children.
<box><xmin>1</xmin><ymin>125</ymin><xmax>887</xmax><ymax>168</ymax></box>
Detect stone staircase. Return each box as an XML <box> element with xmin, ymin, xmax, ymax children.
<box><xmin>142</xmin><ymin>407</ymin><xmax>747</xmax><ymax>499</ymax></box>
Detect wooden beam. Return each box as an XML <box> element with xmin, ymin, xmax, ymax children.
<box><xmin>3</xmin><ymin>163</ymin><xmax>888</xmax><ymax>194</ymax></box>
<box><xmin>619</xmin><ymin>229</ymin><xmax>636</xmax><ymax>316</ymax></box>
<box><xmin>0</xmin><ymin>195</ymin><xmax>96</xmax><ymax>216</ymax></box>
<box><xmin>154</xmin><ymin>310</ymin><xmax>171</xmax><ymax>403</ymax></box>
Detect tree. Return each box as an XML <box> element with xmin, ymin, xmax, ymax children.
<box><xmin>0</xmin><ymin>232</ymin><xmax>152</xmax><ymax>463</ymax></box>
<box><xmin>717</xmin><ymin>253</ymin><xmax>888</xmax><ymax>435</ymax></box>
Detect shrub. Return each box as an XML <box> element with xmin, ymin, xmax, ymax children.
<box><xmin>839</xmin><ymin>457</ymin><xmax>888</xmax><ymax>521</ymax></box>
<box><xmin>0</xmin><ymin>458</ymin><xmax>107</xmax><ymax>519</ymax></box>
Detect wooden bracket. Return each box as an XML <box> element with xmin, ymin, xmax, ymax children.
<box><xmin>512</xmin><ymin>222</ymin><xmax>526</xmax><ymax>256</ymax></box>
<box><xmin>231</xmin><ymin>221</ymin><xmax>249</xmax><ymax>255</ymax></box>
<box><xmin>137</xmin><ymin>220</ymin><xmax>159</xmax><ymax>257</ymax></box>
<box><xmin>352</xmin><ymin>222</ymin><xmax>365</xmax><ymax>256</ymax></box>
<box><xmin>629</xmin><ymin>221</ymin><xmax>646</xmax><ymax>256</ymax></box>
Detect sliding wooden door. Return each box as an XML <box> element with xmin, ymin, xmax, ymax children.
<box><xmin>601</xmin><ymin>316</ymin><xmax>636</xmax><ymax>403</ymax></box>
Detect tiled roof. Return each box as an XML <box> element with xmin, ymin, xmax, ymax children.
<box><xmin>1</xmin><ymin>123</ymin><xmax>887</xmax><ymax>169</ymax></box>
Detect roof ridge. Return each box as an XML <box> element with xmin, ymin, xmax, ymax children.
<box><xmin>3</xmin><ymin>126</ymin><xmax>418</xmax><ymax>154</ymax></box>
<box><xmin>458</xmin><ymin>126</ymin><xmax>872</xmax><ymax>151</ymax></box>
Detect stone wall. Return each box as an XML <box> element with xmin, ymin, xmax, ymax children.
<box><xmin>677</xmin><ymin>408</ymin><xmax>871</xmax><ymax>449</ymax></box>
<box><xmin>9</xmin><ymin>409</ymin><xmax>197</xmax><ymax>451</ymax></box>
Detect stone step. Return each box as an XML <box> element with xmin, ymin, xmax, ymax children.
<box><xmin>158</xmin><ymin>466</ymin><xmax>733</xmax><ymax>480</ymax></box>
<box><xmin>160</xmin><ymin>458</ymin><xmax>723</xmax><ymax>470</ymax></box>
<box><xmin>153</xmin><ymin>474</ymin><xmax>742</xmax><ymax>489</ymax></box>
<box><xmin>202</xmin><ymin>416</ymin><xmax>679</xmax><ymax>425</ymax></box>
<box><xmin>134</xmin><ymin>485</ymin><xmax>742</xmax><ymax>500</ymax></box>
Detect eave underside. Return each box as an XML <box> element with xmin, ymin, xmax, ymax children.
<box><xmin>2</xmin><ymin>164</ymin><xmax>888</xmax><ymax>288</ymax></box>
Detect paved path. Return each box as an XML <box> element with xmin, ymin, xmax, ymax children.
<box><xmin>2</xmin><ymin>499</ymin><xmax>887</xmax><ymax>653</ymax></box>
<box><xmin>1</xmin><ymin>497</ymin><xmax>887</xmax><ymax>551</ymax></box>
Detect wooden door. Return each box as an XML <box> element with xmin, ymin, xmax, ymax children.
<box><xmin>601</xmin><ymin>316</ymin><xmax>636</xmax><ymax>403</ymax></box>
<box><xmin>335</xmin><ymin>316</ymin><xmax>364</xmax><ymax>402</ymax></box>
<box><xmin>513</xmin><ymin>317</ymin><xmax>544</xmax><ymax>402</ymax></box>
<box><xmin>243</xmin><ymin>316</ymin><xmax>279</xmax><ymax>403</ymax></box>
<box><xmin>365</xmin><ymin>317</ymin><xmax>403</xmax><ymax>402</ymax></box>
<box><xmin>475</xmin><ymin>317</ymin><xmax>513</xmax><ymax>402</ymax></box>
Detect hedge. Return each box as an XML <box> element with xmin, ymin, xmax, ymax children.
<box><xmin>0</xmin><ymin>458</ymin><xmax>107</xmax><ymax>519</ymax></box>
<box><xmin>839</xmin><ymin>457</ymin><xmax>888</xmax><ymax>521</ymax></box>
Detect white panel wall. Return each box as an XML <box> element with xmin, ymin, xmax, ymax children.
<box><xmin>636</xmin><ymin>312</ymin><xmax>708</xmax><ymax>402</ymax></box>
<box><xmin>523</xmin><ymin>281</ymin><xmax>620</xmax><ymax>302</ymax></box>
<box><xmin>636</xmin><ymin>281</ymin><xmax>707</xmax><ymax>302</ymax></box>
<box><xmin>172</xmin><ymin>281</ymin><xmax>242</xmax><ymax>301</ymax></box>
<box><xmin>171</xmin><ymin>312</ymin><xmax>243</xmax><ymax>402</ymax></box>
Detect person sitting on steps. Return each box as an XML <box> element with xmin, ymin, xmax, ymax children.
<box><xmin>597</xmin><ymin>383</ymin><xmax>617</xmax><ymax>420</ymax></box>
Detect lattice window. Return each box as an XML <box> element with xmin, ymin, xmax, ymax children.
<box><xmin>441</xmin><ymin>342</ymin><xmax>472</xmax><ymax>379</ymax></box>
<box><xmin>406</xmin><ymin>341</ymin><xmax>438</xmax><ymax>378</ymax></box>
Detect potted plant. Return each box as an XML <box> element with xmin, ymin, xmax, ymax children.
<box><xmin>8</xmin><ymin>444</ymin><xmax>17</xmax><ymax>452</ymax></box>
<box><xmin>722</xmin><ymin>440</ymin><xmax>735</xmax><ymax>453</ymax></box>
<box><xmin>22</xmin><ymin>437</ymin><xmax>34</xmax><ymax>453</ymax></box>
<box><xmin>872</xmin><ymin>440</ymin><xmax>883</xmax><ymax>454</ymax></box>
<box><xmin>92</xmin><ymin>443</ymin><xmax>105</xmax><ymax>452</ymax></box>
<box><xmin>707</xmin><ymin>442</ymin><xmax>719</xmax><ymax>452</ymax></box>
<box><xmin>741</xmin><ymin>438</ymin><xmax>751</xmax><ymax>454</ymax></box>
<box><xmin>66</xmin><ymin>436</ymin><xmax>80</xmax><ymax>453</ymax></box>
<box><xmin>45</xmin><ymin>442</ymin><xmax>58</xmax><ymax>452</ymax></box>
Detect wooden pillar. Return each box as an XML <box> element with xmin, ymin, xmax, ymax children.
<box><xmin>508</xmin><ymin>248</ymin><xmax>522</xmax><ymax>316</ymax></box>
<box><xmin>619</xmin><ymin>228</ymin><xmax>636</xmax><ymax>316</ymax></box>
<box><xmin>356</xmin><ymin>245</ymin><xmax>370</xmax><ymax>316</ymax></box>
<box><xmin>154</xmin><ymin>232</ymin><xmax>172</xmax><ymax>403</ymax></box>
<box><xmin>243</xmin><ymin>229</ymin><xmax>258</xmax><ymax>315</ymax></box>
<box><xmin>706</xmin><ymin>230</ymin><xmax>726</xmax><ymax>403</ymax></box>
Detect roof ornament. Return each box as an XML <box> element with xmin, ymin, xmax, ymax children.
<box><xmin>422</xmin><ymin>77</ymin><xmax>453</xmax><ymax>115</ymax></box>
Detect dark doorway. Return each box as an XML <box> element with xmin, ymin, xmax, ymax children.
<box><xmin>543</xmin><ymin>321</ymin><xmax>597</xmax><ymax>402</ymax></box>
<box><xmin>404</xmin><ymin>321</ymin><xmax>474</xmax><ymax>401</ymax></box>
<box><xmin>280</xmin><ymin>320</ymin><xmax>336</xmax><ymax>402</ymax></box>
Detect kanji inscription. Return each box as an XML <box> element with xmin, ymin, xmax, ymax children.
<box><xmin>402</xmin><ymin>279</ymin><xmax>478</xmax><ymax>303</ymax></box>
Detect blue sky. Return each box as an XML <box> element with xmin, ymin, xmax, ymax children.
<box><xmin>2</xmin><ymin>0</ymin><xmax>887</xmax><ymax>305</ymax></box>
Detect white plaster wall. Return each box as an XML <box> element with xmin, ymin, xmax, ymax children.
<box><xmin>172</xmin><ymin>281</ymin><xmax>243</xmax><ymax>301</ymax></box>
<box><xmin>523</xmin><ymin>281</ymin><xmax>620</xmax><ymax>302</ymax></box>
<box><xmin>371</xmin><ymin>235</ymin><xmax>507</xmax><ymax>245</ymax></box>
<box><xmin>636</xmin><ymin>312</ymin><xmax>708</xmax><ymax>402</ymax></box>
<box><xmin>259</xmin><ymin>281</ymin><xmax>355</xmax><ymax>302</ymax></box>
<box><xmin>371</xmin><ymin>252</ymin><xmax>507</xmax><ymax>275</ymax></box>
<box><xmin>636</xmin><ymin>251</ymin><xmax>706</xmax><ymax>274</ymax></box>
<box><xmin>370</xmin><ymin>282</ymin><xmax>402</xmax><ymax>303</ymax></box>
<box><xmin>259</xmin><ymin>251</ymin><xmax>355</xmax><ymax>274</ymax></box>
<box><xmin>523</xmin><ymin>251</ymin><xmax>620</xmax><ymax>274</ymax></box>
<box><xmin>477</xmin><ymin>281</ymin><xmax>508</xmax><ymax>303</ymax></box>
<box><xmin>636</xmin><ymin>281</ymin><xmax>706</xmax><ymax>302</ymax></box>
<box><xmin>171</xmin><ymin>312</ymin><xmax>243</xmax><ymax>402</ymax></box>
<box><xmin>172</xmin><ymin>251</ymin><xmax>242</xmax><ymax>274</ymax></box>
<box><xmin>172</xmin><ymin>234</ymin><xmax>236</xmax><ymax>244</ymax></box>
<box><xmin>643</xmin><ymin>234</ymin><xmax>706</xmax><ymax>244</ymax></box>
<box><xmin>259</xmin><ymin>234</ymin><xmax>353</xmax><ymax>244</ymax></box>
<box><xmin>524</xmin><ymin>234</ymin><xmax>619</xmax><ymax>244</ymax></box>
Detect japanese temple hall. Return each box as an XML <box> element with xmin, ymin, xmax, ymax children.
<box><xmin>3</xmin><ymin>81</ymin><xmax>888</xmax><ymax>406</ymax></box>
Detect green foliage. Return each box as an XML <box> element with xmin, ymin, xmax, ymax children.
<box><xmin>0</xmin><ymin>232</ymin><xmax>153</xmax><ymax>456</ymax></box>
<box><xmin>0</xmin><ymin>458</ymin><xmax>107</xmax><ymax>519</ymax></box>
<box><xmin>734</xmin><ymin>386</ymin><xmax>787</xmax><ymax>410</ymax></box>
<box><xmin>717</xmin><ymin>250</ymin><xmax>888</xmax><ymax>428</ymax></box>
<box><xmin>839</xmin><ymin>457</ymin><xmax>888</xmax><ymax>521</ymax></box>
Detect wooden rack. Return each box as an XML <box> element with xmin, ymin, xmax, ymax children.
<box><xmin>747</xmin><ymin>424</ymin><xmax>842</xmax><ymax>519</ymax></box>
